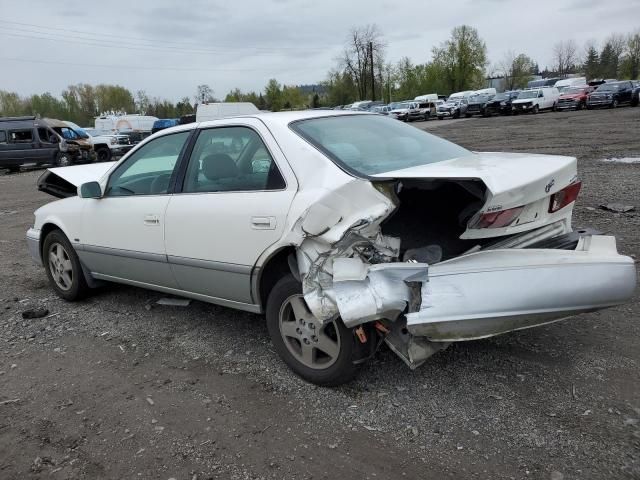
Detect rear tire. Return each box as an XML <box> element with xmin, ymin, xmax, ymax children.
<box><xmin>42</xmin><ymin>230</ymin><xmax>90</xmax><ymax>301</ymax></box>
<box><xmin>266</xmin><ymin>275</ymin><xmax>362</xmax><ymax>386</ymax></box>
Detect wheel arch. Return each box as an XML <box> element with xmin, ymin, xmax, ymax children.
<box><xmin>253</xmin><ymin>245</ymin><xmax>297</xmax><ymax>311</ymax></box>
<box><xmin>39</xmin><ymin>222</ymin><xmax>65</xmax><ymax>262</ymax></box>
<box><xmin>39</xmin><ymin>221</ymin><xmax>101</xmax><ymax>288</ymax></box>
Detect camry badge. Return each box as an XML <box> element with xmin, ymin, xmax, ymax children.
<box><xmin>545</xmin><ymin>179</ymin><xmax>555</xmax><ymax>193</ymax></box>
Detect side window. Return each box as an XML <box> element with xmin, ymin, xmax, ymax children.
<box><xmin>106</xmin><ymin>131</ymin><xmax>190</xmax><ymax>197</ymax></box>
<box><xmin>37</xmin><ymin>128</ymin><xmax>54</xmax><ymax>143</ymax></box>
<box><xmin>183</xmin><ymin>127</ymin><xmax>285</xmax><ymax>193</ymax></box>
<box><xmin>0</xmin><ymin>131</ymin><xmax>6</xmax><ymax>144</ymax></box>
<box><xmin>8</xmin><ymin>129</ymin><xmax>33</xmax><ymax>143</ymax></box>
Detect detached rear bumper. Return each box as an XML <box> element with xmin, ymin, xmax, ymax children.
<box><xmin>406</xmin><ymin>235</ymin><xmax>636</xmax><ymax>341</ymax></box>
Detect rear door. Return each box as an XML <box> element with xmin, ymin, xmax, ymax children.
<box><xmin>6</xmin><ymin>127</ymin><xmax>39</xmax><ymax>164</ymax></box>
<box><xmin>78</xmin><ymin>130</ymin><xmax>192</xmax><ymax>287</ymax></box>
<box><xmin>164</xmin><ymin>119</ymin><xmax>297</xmax><ymax>306</ymax></box>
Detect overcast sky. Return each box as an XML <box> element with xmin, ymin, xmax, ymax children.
<box><xmin>1</xmin><ymin>0</ymin><xmax>638</xmax><ymax>101</ymax></box>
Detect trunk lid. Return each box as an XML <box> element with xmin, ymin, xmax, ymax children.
<box><xmin>373</xmin><ymin>152</ymin><xmax>578</xmax><ymax>239</ymax></box>
<box><xmin>373</xmin><ymin>152</ymin><xmax>576</xmax><ymax>209</ymax></box>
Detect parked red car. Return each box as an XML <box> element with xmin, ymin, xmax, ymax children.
<box><xmin>556</xmin><ymin>86</ymin><xmax>595</xmax><ymax>111</ymax></box>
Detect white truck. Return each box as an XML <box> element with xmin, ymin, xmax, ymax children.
<box><xmin>554</xmin><ymin>77</ymin><xmax>587</xmax><ymax>93</ymax></box>
<box><xmin>64</xmin><ymin>121</ymin><xmax>133</xmax><ymax>162</ymax></box>
<box><xmin>94</xmin><ymin>114</ymin><xmax>158</xmax><ymax>134</ymax></box>
<box><xmin>195</xmin><ymin>102</ymin><xmax>259</xmax><ymax>122</ymax></box>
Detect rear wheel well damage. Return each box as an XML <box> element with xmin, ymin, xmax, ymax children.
<box><xmin>257</xmin><ymin>247</ymin><xmax>297</xmax><ymax>309</ymax></box>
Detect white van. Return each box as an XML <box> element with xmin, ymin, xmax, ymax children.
<box><xmin>472</xmin><ymin>88</ymin><xmax>497</xmax><ymax>97</ymax></box>
<box><xmin>554</xmin><ymin>77</ymin><xmax>587</xmax><ymax>93</ymax></box>
<box><xmin>196</xmin><ymin>102</ymin><xmax>259</xmax><ymax>122</ymax></box>
<box><xmin>512</xmin><ymin>87</ymin><xmax>561</xmax><ymax>114</ymax></box>
<box><xmin>414</xmin><ymin>93</ymin><xmax>438</xmax><ymax>102</ymax></box>
<box><xmin>447</xmin><ymin>90</ymin><xmax>474</xmax><ymax>101</ymax></box>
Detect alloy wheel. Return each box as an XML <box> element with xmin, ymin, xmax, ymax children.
<box><xmin>48</xmin><ymin>242</ymin><xmax>73</xmax><ymax>291</ymax></box>
<box><xmin>278</xmin><ymin>295</ymin><xmax>340</xmax><ymax>370</ymax></box>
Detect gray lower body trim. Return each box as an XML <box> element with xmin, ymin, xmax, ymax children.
<box><xmin>78</xmin><ymin>244</ymin><xmax>256</xmax><ymax>307</ymax></box>
<box><xmin>91</xmin><ymin>272</ymin><xmax>262</xmax><ymax>314</ymax></box>
<box><xmin>81</xmin><ymin>244</ymin><xmax>167</xmax><ymax>263</ymax></box>
<box><xmin>26</xmin><ymin>228</ymin><xmax>42</xmax><ymax>266</ymax></box>
<box><xmin>167</xmin><ymin>255</ymin><xmax>252</xmax><ymax>275</ymax></box>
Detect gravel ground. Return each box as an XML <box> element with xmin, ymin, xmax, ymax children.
<box><xmin>0</xmin><ymin>107</ymin><xmax>639</xmax><ymax>479</ymax></box>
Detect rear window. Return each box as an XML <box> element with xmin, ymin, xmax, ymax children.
<box><xmin>290</xmin><ymin>114</ymin><xmax>470</xmax><ymax>176</ymax></box>
<box><xmin>0</xmin><ymin>131</ymin><xmax>6</xmax><ymax>143</ymax></box>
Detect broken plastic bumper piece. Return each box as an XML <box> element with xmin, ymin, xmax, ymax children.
<box><xmin>406</xmin><ymin>235</ymin><xmax>636</xmax><ymax>341</ymax></box>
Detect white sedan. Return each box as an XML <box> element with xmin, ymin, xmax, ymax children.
<box><xmin>27</xmin><ymin>111</ymin><xmax>636</xmax><ymax>386</ymax></box>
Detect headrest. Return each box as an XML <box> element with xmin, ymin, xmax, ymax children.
<box><xmin>201</xmin><ymin>153</ymin><xmax>238</xmax><ymax>181</ymax></box>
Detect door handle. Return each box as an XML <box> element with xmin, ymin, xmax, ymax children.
<box><xmin>251</xmin><ymin>216</ymin><xmax>276</xmax><ymax>230</ymax></box>
<box><xmin>144</xmin><ymin>214</ymin><xmax>160</xmax><ymax>226</ymax></box>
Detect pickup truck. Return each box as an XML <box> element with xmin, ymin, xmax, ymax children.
<box><xmin>82</xmin><ymin>127</ymin><xmax>133</xmax><ymax>161</ymax></box>
<box><xmin>586</xmin><ymin>81</ymin><xmax>635</xmax><ymax>109</ymax></box>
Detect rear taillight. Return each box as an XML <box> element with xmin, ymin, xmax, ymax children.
<box><xmin>549</xmin><ymin>181</ymin><xmax>581</xmax><ymax>213</ymax></box>
<box><xmin>470</xmin><ymin>206</ymin><xmax>524</xmax><ymax>229</ymax></box>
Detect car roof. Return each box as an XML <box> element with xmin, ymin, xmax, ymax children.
<box><xmin>198</xmin><ymin>110</ymin><xmax>371</xmax><ymax>129</ymax></box>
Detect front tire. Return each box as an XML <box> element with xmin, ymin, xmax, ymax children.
<box><xmin>96</xmin><ymin>147</ymin><xmax>112</xmax><ymax>162</ymax></box>
<box><xmin>532</xmin><ymin>105</ymin><xmax>539</xmax><ymax>114</ymax></box>
<box><xmin>611</xmin><ymin>99</ymin><xmax>619</xmax><ymax>108</ymax></box>
<box><xmin>266</xmin><ymin>275</ymin><xmax>362</xmax><ymax>386</ymax></box>
<box><xmin>43</xmin><ymin>230</ymin><xmax>90</xmax><ymax>301</ymax></box>
<box><xmin>55</xmin><ymin>152</ymin><xmax>72</xmax><ymax>167</ymax></box>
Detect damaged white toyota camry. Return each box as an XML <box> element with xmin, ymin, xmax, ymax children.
<box><xmin>27</xmin><ymin>111</ymin><xmax>636</xmax><ymax>385</ymax></box>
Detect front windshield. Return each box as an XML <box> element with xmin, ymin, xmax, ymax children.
<box><xmin>291</xmin><ymin>115</ymin><xmax>470</xmax><ymax>176</ymax></box>
<box><xmin>494</xmin><ymin>93</ymin><xmax>508</xmax><ymax>101</ymax></box>
<box><xmin>517</xmin><ymin>90</ymin><xmax>539</xmax><ymax>99</ymax></box>
<box><xmin>391</xmin><ymin>102</ymin><xmax>411</xmax><ymax>110</ymax></box>
<box><xmin>53</xmin><ymin>127</ymin><xmax>81</xmax><ymax>140</ymax></box>
<box><xmin>64</xmin><ymin>122</ymin><xmax>90</xmax><ymax>139</ymax></box>
<box><xmin>470</xmin><ymin>94</ymin><xmax>490</xmax><ymax>102</ymax></box>
<box><xmin>597</xmin><ymin>83</ymin><xmax>621</xmax><ymax>91</ymax></box>
<box><xmin>565</xmin><ymin>87</ymin><xmax>586</xmax><ymax>94</ymax></box>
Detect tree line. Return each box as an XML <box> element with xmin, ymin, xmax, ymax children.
<box><xmin>1</xmin><ymin>25</ymin><xmax>639</xmax><ymax>123</ymax></box>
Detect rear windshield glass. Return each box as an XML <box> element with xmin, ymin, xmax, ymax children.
<box><xmin>290</xmin><ymin>115</ymin><xmax>470</xmax><ymax>176</ymax></box>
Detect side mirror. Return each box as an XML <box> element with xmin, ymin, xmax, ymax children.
<box><xmin>79</xmin><ymin>181</ymin><xmax>102</xmax><ymax>199</ymax></box>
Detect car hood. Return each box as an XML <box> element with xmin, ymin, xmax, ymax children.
<box><xmin>372</xmin><ymin>152</ymin><xmax>577</xmax><ymax>209</ymax></box>
<box><xmin>559</xmin><ymin>93</ymin><xmax>583</xmax><ymax>99</ymax></box>
<box><xmin>37</xmin><ymin>162</ymin><xmax>116</xmax><ymax>198</ymax></box>
<box><xmin>511</xmin><ymin>98</ymin><xmax>535</xmax><ymax>104</ymax></box>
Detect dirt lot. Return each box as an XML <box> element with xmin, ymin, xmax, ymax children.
<box><xmin>1</xmin><ymin>107</ymin><xmax>639</xmax><ymax>479</ymax></box>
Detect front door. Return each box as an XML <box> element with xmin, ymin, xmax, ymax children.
<box><xmin>164</xmin><ymin>121</ymin><xmax>297</xmax><ymax>306</ymax></box>
<box><xmin>78</xmin><ymin>130</ymin><xmax>192</xmax><ymax>288</ymax></box>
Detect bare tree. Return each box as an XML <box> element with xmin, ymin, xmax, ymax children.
<box><xmin>341</xmin><ymin>25</ymin><xmax>386</xmax><ymax>101</ymax></box>
<box><xmin>626</xmin><ymin>30</ymin><xmax>640</xmax><ymax>79</ymax></box>
<box><xmin>195</xmin><ymin>84</ymin><xmax>215</xmax><ymax>104</ymax></box>
<box><xmin>500</xmin><ymin>51</ymin><xmax>535</xmax><ymax>90</ymax></box>
<box><xmin>552</xmin><ymin>40</ymin><xmax>579</xmax><ymax>75</ymax></box>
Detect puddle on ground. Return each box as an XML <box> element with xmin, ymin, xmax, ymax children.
<box><xmin>601</xmin><ymin>157</ymin><xmax>640</xmax><ymax>164</ymax></box>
